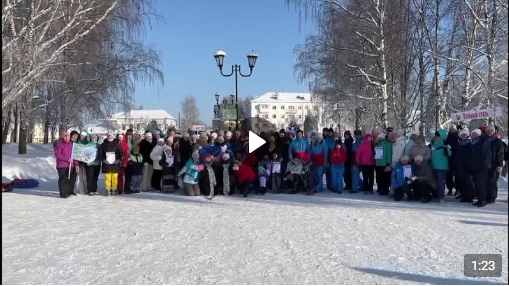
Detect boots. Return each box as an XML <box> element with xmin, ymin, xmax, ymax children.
<box><xmin>306</xmin><ymin>188</ymin><xmax>314</xmax><ymax>195</ymax></box>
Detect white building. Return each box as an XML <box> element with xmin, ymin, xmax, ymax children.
<box><xmin>248</xmin><ymin>92</ymin><xmax>336</xmax><ymax>132</ymax></box>
<box><xmin>105</xmin><ymin>110</ymin><xmax>178</xmax><ymax>134</ymax></box>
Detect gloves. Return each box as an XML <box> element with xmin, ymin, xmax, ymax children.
<box><xmin>103</xmin><ymin>159</ymin><xmax>109</xmax><ymax>164</ymax></box>
<box><xmin>496</xmin><ymin>167</ymin><xmax>502</xmax><ymax>173</ymax></box>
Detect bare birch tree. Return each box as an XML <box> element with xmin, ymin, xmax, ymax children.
<box><xmin>180</xmin><ymin>94</ymin><xmax>201</xmax><ymax>129</ymax></box>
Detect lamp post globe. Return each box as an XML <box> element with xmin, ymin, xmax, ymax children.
<box><xmin>214</xmin><ymin>93</ymin><xmax>220</xmax><ymax>102</ymax></box>
<box><xmin>247</xmin><ymin>51</ymin><xmax>258</xmax><ymax>68</ymax></box>
<box><xmin>214</xmin><ymin>50</ymin><xmax>226</xmax><ymax>68</ymax></box>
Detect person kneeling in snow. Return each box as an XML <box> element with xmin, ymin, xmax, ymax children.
<box><xmin>233</xmin><ymin>162</ymin><xmax>256</xmax><ymax>197</ymax></box>
<box><xmin>284</xmin><ymin>153</ymin><xmax>305</xmax><ymax>194</ymax></box>
<box><xmin>391</xmin><ymin>155</ymin><xmax>414</xmax><ymax>201</ymax></box>
<box><xmin>256</xmin><ymin>154</ymin><xmax>271</xmax><ymax>195</ymax></box>
<box><xmin>178</xmin><ymin>151</ymin><xmax>201</xmax><ymax>196</ymax></box>
<box><xmin>410</xmin><ymin>155</ymin><xmax>436</xmax><ymax>203</ymax></box>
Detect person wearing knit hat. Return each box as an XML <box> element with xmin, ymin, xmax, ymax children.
<box><xmin>224</xmin><ymin>131</ymin><xmax>233</xmax><ymax>142</ymax></box>
<box><xmin>458</xmin><ymin>128</ymin><xmax>469</xmax><ymax>139</ymax></box>
<box><xmin>468</xmin><ymin>127</ymin><xmax>492</xmax><ymax>206</ymax></box>
<box><xmin>412</xmin><ymin>153</ymin><xmax>436</xmax><ymax>203</ymax></box>
<box><xmin>177</xmin><ymin>149</ymin><xmax>201</xmax><ymax>196</ymax></box>
<box><xmin>484</xmin><ymin>122</ymin><xmax>505</xmax><ymax>204</ymax></box>
<box><xmin>139</xmin><ymin>131</ymin><xmax>155</xmax><ymax>192</ymax></box>
<box><xmin>374</xmin><ymin>132</ymin><xmax>393</xmax><ymax>195</ymax></box>
<box><xmin>391</xmin><ymin>154</ymin><xmax>413</xmax><ymax>201</ymax></box>
<box><xmin>128</xmin><ymin>144</ymin><xmax>143</xmax><ymax>193</ymax></box>
<box><xmin>100</xmin><ymin>128</ymin><xmax>124</xmax><ymax>195</ymax></box>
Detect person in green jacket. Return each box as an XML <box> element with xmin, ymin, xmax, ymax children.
<box><xmin>375</xmin><ymin>133</ymin><xmax>393</xmax><ymax>195</ymax></box>
<box><xmin>430</xmin><ymin>129</ymin><xmax>452</xmax><ymax>202</ymax></box>
<box><xmin>84</xmin><ymin>133</ymin><xmax>101</xmax><ymax>195</ymax></box>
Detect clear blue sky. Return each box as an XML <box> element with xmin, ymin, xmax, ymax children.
<box><xmin>134</xmin><ymin>0</ymin><xmax>315</xmax><ymax>125</ymax></box>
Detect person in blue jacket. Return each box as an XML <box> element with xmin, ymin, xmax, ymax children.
<box><xmin>310</xmin><ymin>133</ymin><xmax>329</xmax><ymax>193</ymax></box>
<box><xmin>351</xmin><ymin>130</ymin><xmax>363</xmax><ymax>192</ymax></box>
<box><xmin>392</xmin><ymin>155</ymin><xmax>414</xmax><ymax>201</ymax></box>
<box><xmin>288</xmin><ymin>129</ymin><xmax>310</xmax><ymax>159</ymax></box>
<box><xmin>324</xmin><ymin>128</ymin><xmax>336</xmax><ymax>190</ymax></box>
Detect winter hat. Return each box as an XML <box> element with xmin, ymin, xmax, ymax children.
<box><xmin>396</xmin><ymin>129</ymin><xmax>405</xmax><ymax>137</ymax></box>
<box><xmin>191</xmin><ymin>134</ymin><xmax>199</xmax><ymax>140</ymax></box>
<box><xmin>157</xmin><ymin>138</ymin><xmax>164</xmax><ymax>143</ymax></box>
<box><xmin>414</xmin><ymin>155</ymin><xmax>424</xmax><ymax>162</ymax></box>
<box><xmin>204</xmin><ymin>154</ymin><xmax>213</xmax><ymax>162</ymax></box>
<box><xmin>401</xmin><ymin>155</ymin><xmax>410</xmax><ymax>161</ymax></box>
<box><xmin>488</xmin><ymin>123</ymin><xmax>496</xmax><ymax>132</ymax></box>
<box><xmin>80</xmin><ymin>131</ymin><xmax>88</xmax><ymax>136</ymax></box>
<box><xmin>292</xmin><ymin>152</ymin><xmax>300</xmax><ymax>159</ymax></box>
<box><xmin>459</xmin><ymin>128</ymin><xmax>470</xmax><ymax>137</ymax></box>
<box><xmin>280</xmin><ymin>129</ymin><xmax>287</xmax><ymax>134</ymax></box>
<box><xmin>183</xmin><ymin>132</ymin><xmax>189</xmax><ymax>138</ymax></box>
<box><xmin>225</xmin><ymin>131</ymin><xmax>232</xmax><ymax>137</ymax></box>
<box><xmin>471</xmin><ymin>129</ymin><xmax>482</xmax><ymax>136</ymax></box>
<box><xmin>154</xmin><ymin>130</ymin><xmax>161</xmax><ymax>135</ymax></box>
<box><xmin>222</xmin><ymin>153</ymin><xmax>230</xmax><ymax>160</ymax></box>
<box><xmin>378</xmin><ymin>133</ymin><xmax>386</xmax><ymax>140</ymax></box>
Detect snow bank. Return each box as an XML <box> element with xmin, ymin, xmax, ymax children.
<box><xmin>1</xmin><ymin>143</ymin><xmax>57</xmax><ymax>183</ymax></box>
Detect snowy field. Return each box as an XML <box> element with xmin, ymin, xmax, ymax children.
<box><xmin>2</xmin><ymin>143</ymin><xmax>508</xmax><ymax>285</ymax></box>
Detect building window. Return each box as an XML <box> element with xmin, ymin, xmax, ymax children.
<box><xmin>255</xmin><ymin>114</ymin><xmax>259</xmax><ymax>118</ymax></box>
<box><xmin>272</xmin><ymin>114</ymin><xmax>276</xmax><ymax>119</ymax></box>
<box><xmin>262</xmin><ymin>123</ymin><xmax>268</xmax><ymax>127</ymax></box>
<box><xmin>281</xmin><ymin>106</ymin><xmax>285</xmax><ymax>110</ymax></box>
<box><xmin>298</xmin><ymin>115</ymin><xmax>302</xmax><ymax>119</ymax></box>
<box><xmin>305</xmin><ymin>106</ymin><xmax>309</xmax><ymax>109</ymax></box>
<box><xmin>288</xmin><ymin>106</ymin><xmax>294</xmax><ymax>109</ymax></box>
<box><xmin>272</xmin><ymin>106</ymin><xmax>276</xmax><ymax>109</ymax></box>
<box><xmin>255</xmin><ymin>124</ymin><xmax>259</xmax><ymax>128</ymax></box>
<box><xmin>281</xmin><ymin>115</ymin><xmax>285</xmax><ymax>118</ymax></box>
<box><xmin>261</xmin><ymin>104</ymin><xmax>268</xmax><ymax>109</ymax></box>
<box><xmin>298</xmin><ymin>106</ymin><xmax>302</xmax><ymax>110</ymax></box>
<box><xmin>314</xmin><ymin>106</ymin><xmax>319</xmax><ymax>110</ymax></box>
<box><xmin>262</xmin><ymin>115</ymin><xmax>269</xmax><ymax>119</ymax></box>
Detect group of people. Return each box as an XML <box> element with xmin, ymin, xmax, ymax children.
<box><xmin>53</xmin><ymin>123</ymin><xmax>508</xmax><ymax>206</ymax></box>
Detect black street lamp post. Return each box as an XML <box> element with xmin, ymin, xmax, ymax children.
<box><xmin>213</xmin><ymin>50</ymin><xmax>258</xmax><ymax>130</ymax></box>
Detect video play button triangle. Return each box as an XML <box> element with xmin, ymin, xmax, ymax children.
<box><xmin>248</xmin><ymin>131</ymin><xmax>266</xmax><ymax>154</ymax></box>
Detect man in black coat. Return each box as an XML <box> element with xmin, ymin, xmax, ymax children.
<box><xmin>445</xmin><ymin>125</ymin><xmax>459</xmax><ymax>196</ymax></box>
<box><xmin>485</xmin><ymin>124</ymin><xmax>505</xmax><ymax>204</ymax></box>
<box><xmin>139</xmin><ymin>131</ymin><xmax>155</xmax><ymax>191</ymax></box>
<box><xmin>468</xmin><ymin>129</ymin><xmax>492</xmax><ymax>207</ymax></box>
<box><xmin>453</xmin><ymin>128</ymin><xmax>474</xmax><ymax>202</ymax></box>
<box><xmin>343</xmin><ymin>130</ymin><xmax>354</xmax><ymax>191</ymax></box>
<box><xmin>100</xmin><ymin>132</ymin><xmax>123</xmax><ymax>195</ymax></box>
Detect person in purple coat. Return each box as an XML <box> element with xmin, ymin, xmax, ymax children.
<box><xmin>54</xmin><ymin>131</ymin><xmax>79</xmax><ymax>198</ymax></box>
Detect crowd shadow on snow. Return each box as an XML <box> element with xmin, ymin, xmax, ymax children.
<box><xmin>458</xmin><ymin>219</ymin><xmax>508</xmax><ymax>227</ymax></box>
<box><xmin>245</xmin><ymin>190</ymin><xmax>509</xmax><ymax>217</ymax></box>
<box><xmin>3</xmin><ymin>178</ymin><xmax>220</xmax><ymax>205</ymax></box>
<box><xmin>350</xmin><ymin>266</ymin><xmax>507</xmax><ymax>285</ymax></box>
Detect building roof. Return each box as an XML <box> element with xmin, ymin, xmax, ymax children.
<box><xmin>109</xmin><ymin>110</ymin><xmax>175</xmax><ymax>120</ymax></box>
<box><xmin>249</xmin><ymin>92</ymin><xmax>312</xmax><ymax>103</ymax></box>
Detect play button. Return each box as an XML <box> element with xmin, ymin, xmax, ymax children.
<box><xmin>248</xmin><ymin>131</ymin><xmax>266</xmax><ymax>153</ymax></box>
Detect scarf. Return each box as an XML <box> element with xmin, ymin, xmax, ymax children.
<box><xmin>222</xmin><ymin>163</ymin><xmax>230</xmax><ymax>195</ymax></box>
<box><xmin>205</xmin><ymin>162</ymin><xmax>216</xmax><ymax>198</ymax></box>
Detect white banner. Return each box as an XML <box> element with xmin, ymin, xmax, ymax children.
<box><xmin>450</xmin><ymin>107</ymin><xmax>503</xmax><ymax>122</ymax></box>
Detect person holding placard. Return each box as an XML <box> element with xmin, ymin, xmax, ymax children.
<box><xmin>54</xmin><ymin>131</ymin><xmax>79</xmax><ymax>198</ymax></box>
<box><xmin>99</xmin><ymin>132</ymin><xmax>124</xmax><ymax>196</ymax></box>
<box><xmin>374</xmin><ymin>133</ymin><xmax>393</xmax><ymax>196</ymax></box>
<box><xmin>270</xmin><ymin>153</ymin><xmax>283</xmax><ymax>193</ymax></box>
<box><xmin>391</xmin><ymin>155</ymin><xmax>414</xmax><ymax>201</ymax></box>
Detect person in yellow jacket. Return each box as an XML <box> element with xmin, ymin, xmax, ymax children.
<box><xmin>99</xmin><ymin>132</ymin><xmax>123</xmax><ymax>196</ymax></box>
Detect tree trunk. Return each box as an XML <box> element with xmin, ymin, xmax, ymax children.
<box><xmin>2</xmin><ymin>106</ymin><xmax>12</xmax><ymax>144</ymax></box>
<box><xmin>12</xmin><ymin>103</ymin><xmax>18</xmax><ymax>143</ymax></box>
<box><xmin>44</xmin><ymin>120</ymin><xmax>50</xmax><ymax>144</ymax></box>
<box><xmin>379</xmin><ymin>18</ymin><xmax>389</xmax><ymax>130</ymax></box>
<box><xmin>18</xmin><ymin>113</ymin><xmax>28</xmax><ymax>155</ymax></box>
<box><xmin>418</xmin><ymin>44</ymin><xmax>426</xmax><ymax>135</ymax></box>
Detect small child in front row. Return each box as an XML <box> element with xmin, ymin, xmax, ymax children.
<box><xmin>270</xmin><ymin>153</ymin><xmax>283</xmax><ymax>193</ymax></box>
<box><xmin>128</xmin><ymin>145</ymin><xmax>143</xmax><ymax>193</ymax></box>
<box><xmin>160</xmin><ymin>145</ymin><xmax>176</xmax><ymax>193</ymax></box>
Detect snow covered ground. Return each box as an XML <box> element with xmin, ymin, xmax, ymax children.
<box><xmin>2</xmin><ymin>143</ymin><xmax>508</xmax><ymax>285</ymax></box>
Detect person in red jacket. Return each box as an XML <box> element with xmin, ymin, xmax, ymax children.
<box><xmin>116</xmin><ymin>133</ymin><xmax>130</xmax><ymax>194</ymax></box>
<box><xmin>233</xmin><ymin>162</ymin><xmax>256</xmax><ymax>197</ymax></box>
<box><xmin>329</xmin><ymin>140</ymin><xmax>347</xmax><ymax>193</ymax></box>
